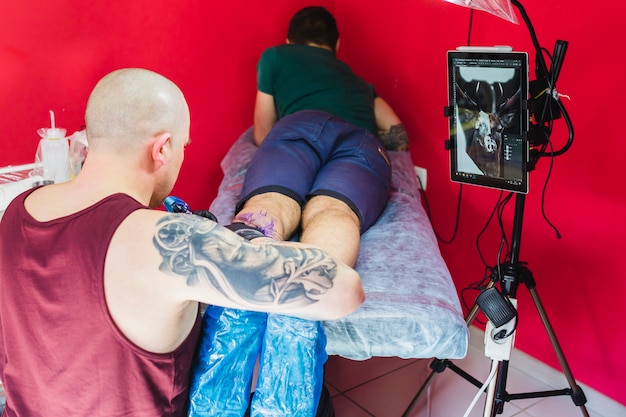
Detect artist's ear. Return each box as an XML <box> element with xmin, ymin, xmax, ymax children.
<box><xmin>335</xmin><ymin>39</ymin><xmax>340</xmax><ymax>53</ymax></box>
<box><xmin>151</xmin><ymin>132</ymin><xmax>172</xmax><ymax>168</ymax></box>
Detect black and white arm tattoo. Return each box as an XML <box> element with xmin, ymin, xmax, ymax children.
<box><xmin>379</xmin><ymin>123</ymin><xmax>409</xmax><ymax>151</ymax></box>
<box><xmin>153</xmin><ymin>215</ymin><xmax>337</xmax><ymax>311</ymax></box>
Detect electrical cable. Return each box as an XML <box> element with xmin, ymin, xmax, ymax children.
<box><xmin>496</xmin><ymin>237</ymin><xmax>507</xmax><ymax>280</ymax></box>
<box><xmin>460</xmin><ymin>269</ymin><xmax>490</xmax><ymax>320</ymax></box>
<box><xmin>475</xmin><ymin>192</ymin><xmax>513</xmax><ymax>270</ymax></box>
<box><xmin>496</xmin><ymin>193</ymin><xmax>513</xmax><ymax>263</ymax></box>
<box><xmin>527</xmin><ymin>49</ymin><xmax>563</xmax><ymax>239</ymax></box>
<box><xmin>511</xmin><ymin>0</ymin><xmax>574</xmax><ymax>157</ymax></box>
<box><xmin>467</xmin><ymin>9</ymin><xmax>474</xmax><ymax>46</ymax></box>
<box><xmin>463</xmin><ymin>191</ymin><xmax>516</xmax><ymax>319</ymax></box>
<box><xmin>494</xmin><ymin>309</ymin><xmax>519</xmax><ymax>340</ymax></box>
<box><xmin>419</xmin><ymin>180</ymin><xmax>462</xmax><ymax>245</ymax></box>
<box><xmin>419</xmin><ymin>3</ymin><xmax>476</xmax><ymax>247</ymax></box>
<box><xmin>539</xmin><ymin>138</ymin><xmax>562</xmax><ymax>239</ymax></box>
<box><xmin>462</xmin><ymin>359</ymin><xmax>499</xmax><ymax>417</ymax></box>
<box><xmin>475</xmin><ymin>191</ymin><xmax>504</xmax><ymax>268</ymax></box>
<box><xmin>461</xmin><ymin>194</ymin><xmax>502</xmax><ymax>316</ymax></box>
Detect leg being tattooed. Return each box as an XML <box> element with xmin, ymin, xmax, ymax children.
<box><xmin>232</xmin><ymin>211</ymin><xmax>276</xmax><ymax>239</ymax></box>
<box><xmin>234</xmin><ymin>192</ymin><xmax>302</xmax><ymax>241</ymax></box>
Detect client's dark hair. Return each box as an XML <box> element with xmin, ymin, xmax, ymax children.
<box><xmin>287</xmin><ymin>6</ymin><xmax>339</xmax><ymax>53</ymax></box>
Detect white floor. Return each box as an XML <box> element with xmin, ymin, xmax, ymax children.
<box><xmin>324</xmin><ymin>326</ymin><xmax>626</xmax><ymax>417</ymax></box>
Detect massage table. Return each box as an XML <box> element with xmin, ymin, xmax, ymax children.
<box><xmin>208</xmin><ymin>127</ymin><xmax>469</xmax><ymax>361</ymax></box>
<box><xmin>0</xmin><ymin>131</ymin><xmax>470</xmax><ymax>361</ymax></box>
<box><xmin>0</xmin><ymin>136</ymin><xmax>468</xmax><ymax>360</ymax></box>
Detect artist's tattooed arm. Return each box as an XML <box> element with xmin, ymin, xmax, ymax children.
<box><xmin>379</xmin><ymin>124</ymin><xmax>409</xmax><ymax>151</ymax></box>
<box><xmin>153</xmin><ymin>214</ymin><xmax>340</xmax><ymax>312</ymax></box>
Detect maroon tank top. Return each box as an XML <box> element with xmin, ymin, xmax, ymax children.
<box><xmin>0</xmin><ymin>190</ymin><xmax>201</xmax><ymax>416</ymax></box>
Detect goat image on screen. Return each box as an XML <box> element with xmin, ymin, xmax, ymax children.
<box><xmin>448</xmin><ymin>50</ymin><xmax>529</xmax><ymax>193</ymax></box>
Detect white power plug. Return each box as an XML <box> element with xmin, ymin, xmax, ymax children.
<box><xmin>485</xmin><ymin>321</ymin><xmax>515</xmax><ymax>361</ymax></box>
<box><xmin>414</xmin><ymin>166</ymin><xmax>427</xmax><ymax>190</ymax></box>
<box><xmin>484</xmin><ymin>299</ymin><xmax>517</xmax><ymax>361</ymax></box>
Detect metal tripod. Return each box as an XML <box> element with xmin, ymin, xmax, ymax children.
<box><xmin>402</xmin><ymin>193</ymin><xmax>589</xmax><ymax>417</ymax></box>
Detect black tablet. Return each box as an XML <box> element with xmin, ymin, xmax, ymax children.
<box><xmin>447</xmin><ymin>47</ymin><xmax>529</xmax><ymax>193</ymax></box>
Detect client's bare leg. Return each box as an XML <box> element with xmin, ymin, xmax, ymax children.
<box><xmin>233</xmin><ymin>192</ymin><xmax>301</xmax><ymax>240</ymax></box>
<box><xmin>241</xmin><ymin>194</ymin><xmax>361</xmax><ymax>417</ymax></box>
<box><xmin>301</xmin><ymin>195</ymin><xmax>361</xmax><ymax>267</ymax></box>
<box><xmin>193</xmin><ymin>193</ymin><xmax>302</xmax><ymax>416</ymax></box>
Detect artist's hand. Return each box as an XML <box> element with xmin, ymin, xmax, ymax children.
<box><xmin>193</xmin><ymin>210</ymin><xmax>218</xmax><ymax>222</ymax></box>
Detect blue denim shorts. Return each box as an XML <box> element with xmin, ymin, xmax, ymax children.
<box><xmin>238</xmin><ymin>110</ymin><xmax>391</xmax><ymax>233</ymax></box>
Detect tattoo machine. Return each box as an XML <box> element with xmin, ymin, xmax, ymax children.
<box><xmin>163</xmin><ymin>195</ymin><xmax>218</xmax><ymax>222</ymax></box>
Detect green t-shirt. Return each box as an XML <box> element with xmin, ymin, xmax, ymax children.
<box><xmin>257</xmin><ymin>44</ymin><xmax>378</xmax><ymax>135</ymax></box>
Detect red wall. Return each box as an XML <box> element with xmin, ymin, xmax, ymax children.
<box><xmin>2</xmin><ymin>0</ymin><xmax>624</xmax><ymax>406</ymax></box>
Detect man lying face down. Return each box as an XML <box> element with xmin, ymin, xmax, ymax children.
<box><xmin>186</xmin><ymin>6</ymin><xmax>410</xmax><ymax>417</ymax></box>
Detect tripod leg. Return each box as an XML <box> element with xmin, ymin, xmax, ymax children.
<box><xmin>528</xmin><ymin>286</ymin><xmax>590</xmax><ymax>417</ymax></box>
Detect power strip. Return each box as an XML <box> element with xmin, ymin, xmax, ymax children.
<box><xmin>484</xmin><ymin>300</ymin><xmax>517</xmax><ymax>361</ymax></box>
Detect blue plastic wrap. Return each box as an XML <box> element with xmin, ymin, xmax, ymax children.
<box><xmin>173</xmin><ymin>194</ymin><xmax>330</xmax><ymax>416</ymax></box>
<box><xmin>251</xmin><ymin>314</ymin><xmax>327</xmax><ymax>417</ymax></box>
<box><xmin>187</xmin><ymin>300</ymin><xmax>327</xmax><ymax>417</ymax></box>
<box><xmin>188</xmin><ymin>306</ymin><xmax>267</xmax><ymax>416</ymax></box>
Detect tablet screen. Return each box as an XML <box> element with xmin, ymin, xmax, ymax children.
<box><xmin>448</xmin><ymin>49</ymin><xmax>529</xmax><ymax>193</ymax></box>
